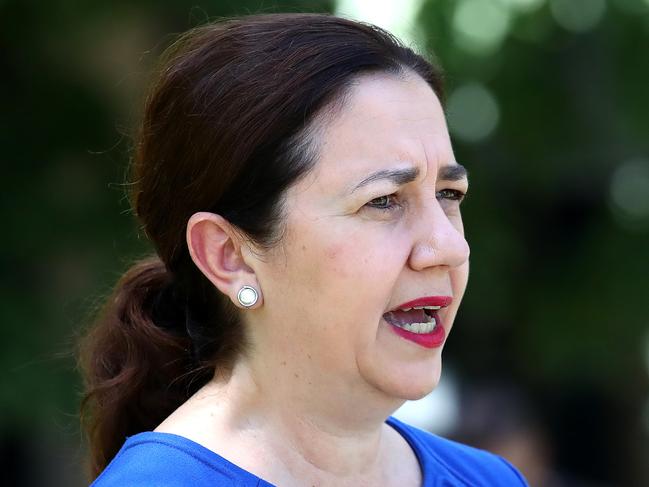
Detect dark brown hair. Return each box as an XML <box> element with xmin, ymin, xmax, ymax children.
<box><xmin>79</xmin><ymin>12</ymin><xmax>444</xmax><ymax>478</ymax></box>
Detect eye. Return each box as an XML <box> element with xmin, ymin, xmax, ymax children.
<box><xmin>436</xmin><ymin>189</ymin><xmax>466</xmax><ymax>202</ymax></box>
<box><xmin>365</xmin><ymin>194</ymin><xmax>401</xmax><ymax>211</ymax></box>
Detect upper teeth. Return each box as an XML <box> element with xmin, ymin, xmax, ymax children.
<box><xmin>400</xmin><ymin>306</ymin><xmax>441</xmax><ymax>311</ymax></box>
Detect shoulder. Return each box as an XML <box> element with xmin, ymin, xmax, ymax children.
<box><xmin>91</xmin><ymin>432</ymin><xmax>270</xmax><ymax>487</ymax></box>
<box><xmin>387</xmin><ymin>417</ymin><xmax>529</xmax><ymax>486</ymax></box>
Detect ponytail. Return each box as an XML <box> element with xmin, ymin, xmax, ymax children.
<box><xmin>79</xmin><ymin>256</ymin><xmax>239</xmax><ymax>478</ymax></box>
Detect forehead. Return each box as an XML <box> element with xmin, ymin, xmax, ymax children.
<box><xmin>307</xmin><ymin>73</ymin><xmax>455</xmax><ymax>189</ymax></box>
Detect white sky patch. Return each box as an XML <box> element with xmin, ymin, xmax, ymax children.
<box><xmin>335</xmin><ymin>0</ymin><xmax>426</xmax><ymax>49</ymax></box>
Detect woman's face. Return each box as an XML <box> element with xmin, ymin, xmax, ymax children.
<box><xmin>248</xmin><ymin>73</ymin><xmax>469</xmax><ymax>403</ymax></box>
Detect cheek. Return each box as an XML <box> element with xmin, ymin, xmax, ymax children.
<box><xmin>323</xmin><ymin>242</ymin><xmax>352</xmax><ymax>279</ymax></box>
<box><xmin>278</xmin><ymin>225</ymin><xmax>360</xmax><ymax>295</ymax></box>
<box><xmin>451</xmin><ymin>260</ymin><xmax>470</xmax><ymax>300</ymax></box>
<box><xmin>281</xmin><ymin>216</ymin><xmax>411</xmax><ymax>304</ymax></box>
<box><xmin>320</xmin><ymin>229</ymin><xmax>408</xmax><ymax>283</ymax></box>
<box><xmin>322</xmin><ymin>241</ymin><xmax>384</xmax><ymax>280</ymax></box>
<box><xmin>312</xmin><ymin>251</ymin><xmax>363</xmax><ymax>293</ymax></box>
<box><xmin>286</xmin><ymin>235</ymin><xmax>401</xmax><ymax>325</ymax></box>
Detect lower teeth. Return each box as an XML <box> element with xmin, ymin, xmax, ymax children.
<box><xmin>394</xmin><ymin>319</ymin><xmax>436</xmax><ymax>334</ymax></box>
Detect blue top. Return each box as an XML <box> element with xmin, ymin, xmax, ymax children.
<box><xmin>92</xmin><ymin>416</ymin><xmax>528</xmax><ymax>486</ymax></box>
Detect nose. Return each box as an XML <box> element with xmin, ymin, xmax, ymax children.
<box><xmin>408</xmin><ymin>201</ymin><xmax>470</xmax><ymax>271</ymax></box>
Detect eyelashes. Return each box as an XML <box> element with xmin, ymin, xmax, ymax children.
<box><xmin>365</xmin><ymin>189</ymin><xmax>466</xmax><ymax>212</ymax></box>
<box><xmin>366</xmin><ymin>194</ymin><xmax>401</xmax><ymax>211</ymax></box>
<box><xmin>436</xmin><ymin>189</ymin><xmax>466</xmax><ymax>202</ymax></box>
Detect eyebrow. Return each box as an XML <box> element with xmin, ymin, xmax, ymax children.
<box><xmin>350</xmin><ymin>166</ymin><xmax>420</xmax><ymax>193</ymax></box>
<box><xmin>439</xmin><ymin>163</ymin><xmax>468</xmax><ymax>182</ymax></box>
<box><xmin>350</xmin><ymin>163</ymin><xmax>468</xmax><ymax>193</ymax></box>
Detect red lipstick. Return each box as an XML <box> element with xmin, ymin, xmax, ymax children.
<box><xmin>390</xmin><ymin>319</ymin><xmax>445</xmax><ymax>348</ymax></box>
<box><xmin>393</xmin><ymin>296</ymin><xmax>452</xmax><ymax>310</ymax></box>
<box><xmin>384</xmin><ymin>295</ymin><xmax>452</xmax><ymax>349</ymax></box>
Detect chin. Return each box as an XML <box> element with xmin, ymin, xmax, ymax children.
<box><xmin>398</xmin><ymin>363</ymin><xmax>442</xmax><ymax>401</ymax></box>
<box><xmin>363</xmin><ymin>354</ymin><xmax>444</xmax><ymax>403</ymax></box>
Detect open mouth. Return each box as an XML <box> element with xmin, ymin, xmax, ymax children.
<box><xmin>383</xmin><ymin>306</ymin><xmax>440</xmax><ymax>335</ymax></box>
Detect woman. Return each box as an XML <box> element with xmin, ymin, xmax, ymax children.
<box><xmin>80</xmin><ymin>13</ymin><xmax>528</xmax><ymax>486</ymax></box>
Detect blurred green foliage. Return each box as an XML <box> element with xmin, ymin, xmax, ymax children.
<box><xmin>1</xmin><ymin>0</ymin><xmax>648</xmax><ymax>485</ymax></box>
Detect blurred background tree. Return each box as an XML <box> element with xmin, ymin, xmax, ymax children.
<box><xmin>1</xmin><ymin>0</ymin><xmax>647</xmax><ymax>485</ymax></box>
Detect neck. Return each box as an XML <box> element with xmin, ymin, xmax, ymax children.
<box><xmin>195</xmin><ymin>357</ymin><xmax>406</xmax><ymax>484</ymax></box>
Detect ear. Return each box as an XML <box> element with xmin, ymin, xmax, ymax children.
<box><xmin>186</xmin><ymin>212</ymin><xmax>263</xmax><ymax>309</ymax></box>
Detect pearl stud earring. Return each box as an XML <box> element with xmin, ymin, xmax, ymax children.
<box><xmin>237</xmin><ymin>286</ymin><xmax>258</xmax><ymax>308</ymax></box>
